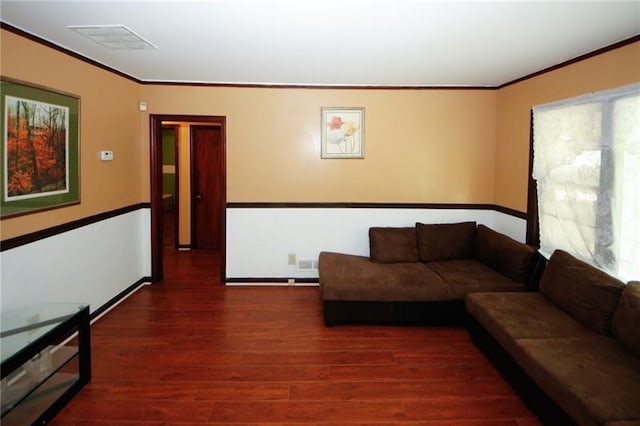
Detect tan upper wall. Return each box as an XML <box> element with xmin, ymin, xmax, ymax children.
<box><xmin>2</xmin><ymin>27</ymin><xmax>637</xmax><ymax>240</ymax></box>
<box><xmin>1</xmin><ymin>29</ymin><xmax>144</xmax><ymax>240</ymax></box>
<box><xmin>494</xmin><ymin>41</ymin><xmax>640</xmax><ymax>212</ymax></box>
<box><xmin>140</xmin><ymin>86</ymin><xmax>497</xmax><ymax>204</ymax></box>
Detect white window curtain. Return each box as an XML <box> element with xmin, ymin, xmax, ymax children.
<box><xmin>532</xmin><ymin>82</ymin><xmax>640</xmax><ymax>282</ymax></box>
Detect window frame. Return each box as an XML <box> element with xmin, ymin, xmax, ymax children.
<box><xmin>527</xmin><ymin>84</ymin><xmax>640</xmax><ymax>281</ymax></box>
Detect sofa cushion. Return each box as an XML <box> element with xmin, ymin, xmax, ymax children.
<box><xmin>612</xmin><ymin>282</ymin><xmax>640</xmax><ymax>358</ymax></box>
<box><xmin>318</xmin><ymin>252</ymin><xmax>452</xmax><ymax>302</ymax></box>
<box><xmin>428</xmin><ymin>259</ymin><xmax>526</xmax><ymax>298</ymax></box>
<box><xmin>369</xmin><ymin>227</ymin><xmax>419</xmax><ymax>263</ymax></box>
<box><xmin>512</xmin><ymin>336</ymin><xmax>640</xmax><ymax>426</ymax></box>
<box><xmin>540</xmin><ymin>250</ymin><xmax>625</xmax><ymax>334</ymax></box>
<box><xmin>473</xmin><ymin>225</ymin><xmax>534</xmax><ymax>283</ymax></box>
<box><xmin>466</xmin><ymin>292</ymin><xmax>593</xmax><ymax>356</ymax></box>
<box><xmin>416</xmin><ymin>221</ymin><xmax>476</xmax><ymax>262</ymax></box>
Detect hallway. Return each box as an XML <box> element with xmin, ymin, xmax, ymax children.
<box><xmin>161</xmin><ymin>208</ymin><xmax>223</xmax><ymax>284</ymax></box>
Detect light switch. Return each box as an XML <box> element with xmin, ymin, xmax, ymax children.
<box><xmin>100</xmin><ymin>150</ymin><xmax>114</xmax><ymax>161</ymax></box>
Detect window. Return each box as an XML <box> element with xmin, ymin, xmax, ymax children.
<box><xmin>532</xmin><ymin>83</ymin><xmax>640</xmax><ymax>282</ymax></box>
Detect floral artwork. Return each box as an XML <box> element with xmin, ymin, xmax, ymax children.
<box><xmin>321</xmin><ymin>107</ymin><xmax>364</xmax><ymax>158</ymax></box>
<box><xmin>1</xmin><ymin>79</ymin><xmax>79</xmax><ymax>218</ymax></box>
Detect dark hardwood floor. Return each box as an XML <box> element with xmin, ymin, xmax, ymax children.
<box><xmin>51</xmin><ymin>209</ymin><xmax>542</xmax><ymax>425</ymax></box>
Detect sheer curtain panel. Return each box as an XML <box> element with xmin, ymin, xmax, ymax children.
<box><xmin>532</xmin><ymin>83</ymin><xmax>640</xmax><ymax>282</ymax></box>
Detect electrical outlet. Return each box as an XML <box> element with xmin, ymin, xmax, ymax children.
<box><xmin>288</xmin><ymin>253</ymin><xmax>296</xmax><ymax>265</ymax></box>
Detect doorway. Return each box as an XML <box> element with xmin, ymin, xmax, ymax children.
<box><xmin>150</xmin><ymin>115</ymin><xmax>227</xmax><ymax>282</ymax></box>
<box><xmin>161</xmin><ymin>125</ymin><xmax>179</xmax><ymax>249</ymax></box>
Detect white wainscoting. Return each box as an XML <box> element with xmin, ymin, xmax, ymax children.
<box><xmin>0</xmin><ymin>209</ymin><xmax>151</xmax><ymax>314</ymax></box>
<box><xmin>226</xmin><ymin>207</ymin><xmax>526</xmax><ymax>281</ymax></box>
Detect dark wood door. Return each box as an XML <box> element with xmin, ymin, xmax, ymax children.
<box><xmin>191</xmin><ymin>126</ymin><xmax>224</xmax><ymax>250</ymax></box>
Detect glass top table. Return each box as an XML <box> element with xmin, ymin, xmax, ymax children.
<box><xmin>1</xmin><ymin>303</ymin><xmax>91</xmax><ymax>424</ymax></box>
<box><xmin>1</xmin><ymin>303</ymin><xmax>88</xmax><ymax>366</ymax></box>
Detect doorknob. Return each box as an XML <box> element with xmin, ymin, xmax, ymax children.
<box><xmin>195</xmin><ymin>194</ymin><xmax>202</xmax><ymax>199</ymax></box>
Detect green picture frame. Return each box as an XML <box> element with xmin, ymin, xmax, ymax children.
<box><xmin>1</xmin><ymin>78</ymin><xmax>80</xmax><ymax>218</ymax></box>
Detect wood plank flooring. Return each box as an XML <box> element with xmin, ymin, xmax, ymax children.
<box><xmin>51</xmin><ymin>226</ymin><xmax>542</xmax><ymax>425</ymax></box>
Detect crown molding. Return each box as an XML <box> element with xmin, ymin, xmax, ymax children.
<box><xmin>2</xmin><ymin>21</ymin><xmax>638</xmax><ymax>90</ymax></box>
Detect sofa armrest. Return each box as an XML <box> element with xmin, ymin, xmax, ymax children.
<box><xmin>318</xmin><ymin>251</ymin><xmax>380</xmax><ymax>300</ymax></box>
<box><xmin>474</xmin><ymin>225</ymin><xmax>535</xmax><ymax>285</ymax></box>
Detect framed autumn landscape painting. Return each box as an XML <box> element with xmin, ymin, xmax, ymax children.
<box><xmin>1</xmin><ymin>78</ymin><xmax>80</xmax><ymax>218</ymax></box>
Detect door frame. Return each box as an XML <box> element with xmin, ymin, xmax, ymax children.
<box><xmin>150</xmin><ymin>114</ymin><xmax>227</xmax><ymax>282</ymax></box>
<box><xmin>162</xmin><ymin>124</ymin><xmax>180</xmax><ymax>250</ymax></box>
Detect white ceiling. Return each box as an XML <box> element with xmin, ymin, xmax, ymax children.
<box><xmin>1</xmin><ymin>1</ymin><xmax>639</xmax><ymax>87</ymax></box>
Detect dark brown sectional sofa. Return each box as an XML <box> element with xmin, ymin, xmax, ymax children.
<box><xmin>467</xmin><ymin>250</ymin><xmax>640</xmax><ymax>426</ymax></box>
<box><xmin>318</xmin><ymin>222</ymin><xmax>640</xmax><ymax>425</ymax></box>
<box><xmin>319</xmin><ymin>221</ymin><xmax>541</xmax><ymax>325</ymax></box>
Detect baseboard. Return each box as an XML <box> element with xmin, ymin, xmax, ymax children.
<box><xmin>90</xmin><ymin>276</ymin><xmax>152</xmax><ymax>321</ymax></box>
<box><xmin>226</xmin><ymin>277</ymin><xmax>319</xmax><ymax>286</ymax></box>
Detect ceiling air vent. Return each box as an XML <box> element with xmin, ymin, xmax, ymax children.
<box><xmin>68</xmin><ymin>25</ymin><xmax>157</xmax><ymax>50</ymax></box>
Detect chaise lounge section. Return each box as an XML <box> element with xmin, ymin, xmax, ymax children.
<box><xmin>319</xmin><ymin>221</ymin><xmax>540</xmax><ymax>325</ymax></box>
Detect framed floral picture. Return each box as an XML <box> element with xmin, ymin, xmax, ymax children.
<box><xmin>321</xmin><ymin>107</ymin><xmax>364</xmax><ymax>159</ymax></box>
<box><xmin>1</xmin><ymin>78</ymin><xmax>80</xmax><ymax>218</ymax></box>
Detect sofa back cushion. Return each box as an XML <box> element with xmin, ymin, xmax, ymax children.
<box><xmin>474</xmin><ymin>225</ymin><xmax>534</xmax><ymax>283</ymax></box>
<box><xmin>612</xmin><ymin>282</ymin><xmax>640</xmax><ymax>358</ymax></box>
<box><xmin>416</xmin><ymin>222</ymin><xmax>476</xmax><ymax>262</ymax></box>
<box><xmin>369</xmin><ymin>227</ymin><xmax>419</xmax><ymax>263</ymax></box>
<box><xmin>540</xmin><ymin>250</ymin><xmax>625</xmax><ymax>334</ymax></box>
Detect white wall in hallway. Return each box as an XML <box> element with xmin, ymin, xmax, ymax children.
<box><xmin>1</xmin><ymin>209</ymin><xmax>151</xmax><ymax>314</ymax></box>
